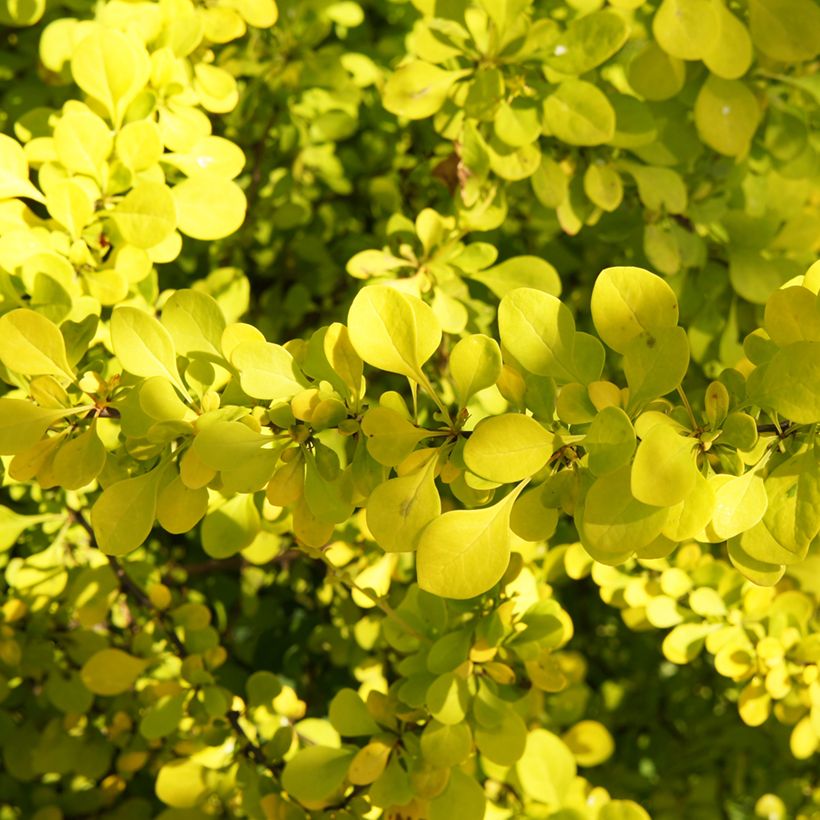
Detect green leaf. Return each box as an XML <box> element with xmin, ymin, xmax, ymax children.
<box><xmin>748</xmin><ymin>0</ymin><xmax>820</xmax><ymax>62</ymax></box>
<box><xmin>631</xmin><ymin>424</ymin><xmax>698</xmax><ymax>507</ymax></box>
<box><xmin>463</xmin><ymin>413</ymin><xmax>551</xmax><ymax>483</ymax></box>
<box><xmin>366</xmin><ymin>455</ymin><xmax>440</xmax><ymax>552</ymax></box>
<box><xmin>546</xmin><ymin>10</ymin><xmax>629</xmax><ymax>75</ymax></box>
<box><xmin>764</xmin><ymin>286</ymin><xmax>820</xmax><ymax>347</ymax></box>
<box><xmin>361</xmin><ymin>406</ymin><xmax>430</xmax><ymax>466</ymax></box>
<box><xmin>624</xmin><ymin>327</ymin><xmax>690</xmax><ymax>409</ymax></box>
<box><xmin>627</xmin><ymin>42</ymin><xmax>685</xmax><ymax>101</ymax></box>
<box><xmin>0</xmin><ymin>133</ymin><xmax>44</xmax><ymax>202</ymax></box>
<box><xmin>282</xmin><ymin>746</ymin><xmax>355</xmax><ymax>805</ymax></box>
<box><xmin>80</xmin><ymin>648</ymin><xmax>147</xmax><ymax>695</ymax></box>
<box><xmin>562</xmin><ymin>720</ymin><xmax>615</xmax><ymax>767</ymax></box>
<box><xmin>429</xmin><ymin>768</ymin><xmax>486</xmax><ymax>820</ymax></box>
<box><xmin>426</xmin><ymin>672</ymin><xmax>470</xmax><ymax>724</ymax></box>
<box><xmin>52</xmin><ymin>423</ymin><xmax>106</xmax><ymax>490</ymax></box>
<box><xmin>758</xmin><ymin>342</ymin><xmax>820</xmax><ymax>423</ymax></box>
<box><xmin>155</xmin><ymin>759</ymin><xmax>209</xmax><ymax>809</ymax></box>
<box><xmin>348</xmin><ymin>285</ymin><xmax>441</xmax><ymax>382</ymax></box>
<box><xmin>0</xmin><ymin>399</ymin><xmax>72</xmax><ymax>455</ymax></box>
<box><xmin>703</xmin><ymin>3</ymin><xmax>753</xmax><ymax>80</ymax></box>
<box><xmin>161</xmin><ymin>289</ymin><xmax>226</xmax><ymax>357</ymax></box>
<box><xmin>584</xmin><ymin>406</ymin><xmax>636</xmax><ymax>476</ymax></box>
<box><xmin>329</xmin><ymin>688</ymin><xmax>379</xmax><ymax>736</ymax></box>
<box><xmin>515</xmin><ymin>729</ymin><xmax>576</xmax><ymax>806</ymax></box>
<box><xmin>416</xmin><ymin>482</ymin><xmax>526</xmax><ymax>599</ymax></box>
<box><xmin>694</xmin><ymin>76</ymin><xmax>760</xmax><ymax>157</ymax></box>
<box><xmin>54</xmin><ymin>109</ymin><xmax>112</xmax><ymax>179</ymax></box>
<box><xmin>0</xmin><ymin>308</ymin><xmax>74</xmax><ymax>379</ymax></box>
<box><xmin>201</xmin><ymin>494</ymin><xmax>260</xmax><ymax>558</ymax></box>
<box><xmin>156</xmin><ymin>474</ymin><xmax>208</xmax><ymax>535</ymax></box>
<box><xmin>229</xmin><ymin>340</ymin><xmax>307</xmax><ymax>401</ymax></box>
<box><xmin>578</xmin><ymin>466</ymin><xmax>669</xmax><ymax>563</ymax></box>
<box><xmin>449</xmin><ymin>334</ymin><xmax>502</xmax><ymax>405</ymax></box>
<box><xmin>111</xmin><ymin>306</ymin><xmax>187</xmax><ymax>395</ymax></box>
<box><xmin>474</xmin><ymin>705</ymin><xmax>527</xmax><ymax>765</ymax></box>
<box><xmin>662</xmin><ymin>471</ymin><xmax>716</xmax><ymax>541</ymax></box>
<box><xmin>710</xmin><ymin>470</ymin><xmax>768</xmax><ymax>540</ymax></box>
<box><xmin>382</xmin><ymin>61</ymin><xmax>469</xmax><ymax>119</ymax></box>
<box><xmin>70</xmin><ymin>29</ymin><xmax>150</xmax><ymax>125</ymax></box>
<box><xmin>591</xmin><ymin>266</ymin><xmax>679</xmax><ymax>354</ymax></box>
<box><xmin>652</xmin><ymin>0</ymin><xmax>720</xmax><ymax>60</ymax></box>
<box><xmin>467</xmin><ymin>256</ymin><xmax>561</xmax><ymax>299</ymax></box>
<box><xmin>543</xmin><ymin>79</ymin><xmax>615</xmax><ymax>146</ymax></box>
<box><xmin>498</xmin><ymin>287</ymin><xmax>578</xmax><ymax>382</ymax></box>
<box><xmin>0</xmin><ymin>506</ymin><xmax>57</xmax><ymax>552</ymax></box>
<box><xmin>421</xmin><ymin>719</ymin><xmax>472</xmax><ymax>766</ymax></box>
<box><xmin>172</xmin><ymin>173</ymin><xmax>247</xmax><ymax>240</ymax></box>
<box><xmin>90</xmin><ymin>469</ymin><xmax>161</xmax><ymax>556</ymax></box>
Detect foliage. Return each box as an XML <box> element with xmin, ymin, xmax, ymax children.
<box><xmin>0</xmin><ymin>0</ymin><xmax>819</xmax><ymax>819</ymax></box>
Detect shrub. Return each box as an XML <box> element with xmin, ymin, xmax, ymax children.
<box><xmin>0</xmin><ymin>0</ymin><xmax>819</xmax><ymax>818</ymax></box>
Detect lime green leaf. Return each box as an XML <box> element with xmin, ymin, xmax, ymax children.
<box><xmin>498</xmin><ymin>287</ymin><xmax>578</xmax><ymax>382</ymax></box>
<box><xmin>421</xmin><ymin>719</ymin><xmax>472</xmax><ymax>766</ymax></box>
<box><xmin>516</xmin><ymin>729</ymin><xmax>576</xmax><ymax>806</ymax></box>
<box><xmin>0</xmin><ymin>308</ymin><xmax>74</xmax><ymax>379</ymax></box>
<box><xmin>348</xmin><ymin>285</ymin><xmax>441</xmax><ymax>382</ymax></box>
<box><xmin>155</xmin><ymin>759</ymin><xmax>208</xmax><ymax>809</ymax></box>
<box><xmin>631</xmin><ymin>424</ymin><xmax>697</xmax><ymax>507</ymax></box>
<box><xmin>229</xmin><ymin>340</ymin><xmax>307</xmax><ymax>401</ymax></box>
<box><xmin>116</xmin><ymin>120</ymin><xmax>162</xmax><ymax>171</ymax></box>
<box><xmin>426</xmin><ymin>672</ymin><xmax>470</xmax><ymax>725</ymax></box>
<box><xmin>417</xmin><ymin>482</ymin><xmax>526</xmax><ymax>599</ymax></box>
<box><xmin>114</xmin><ymin>183</ymin><xmax>177</xmax><ymax>250</ymax></box>
<box><xmin>52</xmin><ymin>423</ymin><xmax>106</xmax><ymax>490</ymax></box>
<box><xmin>652</xmin><ymin>0</ymin><xmax>720</xmax><ymax>60</ymax></box>
<box><xmin>662</xmin><ymin>623</ymin><xmax>714</xmax><ymax>664</ymax></box>
<box><xmin>201</xmin><ymin>494</ymin><xmax>260</xmax><ymax>558</ymax></box>
<box><xmin>546</xmin><ymin>10</ymin><xmax>629</xmax><ymax>75</ymax></box>
<box><xmin>562</xmin><ymin>720</ymin><xmax>615</xmax><ymax>767</ymax></box>
<box><xmin>591</xmin><ymin>266</ymin><xmax>679</xmax><ymax>353</ymax></box>
<box><xmin>429</xmin><ymin>768</ymin><xmax>486</xmax><ymax>820</ymax></box>
<box><xmin>0</xmin><ymin>133</ymin><xmax>45</xmax><ymax>202</ymax></box>
<box><xmin>694</xmin><ymin>76</ymin><xmax>760</xmax><ymax>157</ymax></box>
<box><xmin>90</xmin><ymin>469</ymin><xmax>161</xmax><ymax>555</ymax></box>
<box><xmin>71</xmin><ymin>29</ymin><xmax>150</xmax><ymax>125</ymax></box>
<box><xmin>382</xmin><ymin>61</ymin><xmax>470</xmax><ymax>119</ymax></box>
<box><xmin>703</xmin><ymin>3</ymin><xmax>753</xmax><ymax>80</ymax></box>
<box><xmin>449</xmin><ymin>334</ymin><xmax>502</xmax><ymax>405</ymax></box>
<box><xmin>282</xmin><ymin>746</ymin><xmax>355</xmax><ymax>805</ymax></box>
<box><xmin>0</xmin><ymin>0</ymin><xmax>45</xmax><ymax>26</ymax></box>
<box><xmin>0</xmin><ymin>507</ymin><xmax>57</xmax><ymax>552</ymax></box>
<box><xmin>156</xmin><ymin>475</ymin><xmax>208</xmax><ymax>535</ymax></box>
<box><xmin>758</xmin><ymin>342</ymin><xmax>820</xmax><ymax>423</ymax></box>
<box><xmin>329</xmin><ymin>688</ymin><xmax>379</xmax><ymax>736</ymax></box>
<box><xmin>111</xmin><ymin>306</ymin><xmax>186</xmax><ymax>395</ymax></box>
<box><xmin>584</xmin><ymin>406</ymin><xmax>636</xmax><ymax>476</ymax></box>
<box><xmin>711</xmin><ymin>470</ymin><xmax>768</xmax><ymax>540</ymax></box>
<box><xmin>584</xmin><ymin>163</ymin><xmax>623</xmax><ymax>212</ymax></box>
<box><xmin>0</xmin><ymin>399</ymin><xmax>72</xmax><ymax>455</ymax></box>
<box><xmin>474</xmin><ymin>704</ymin><xmax>527</xmax><ymax>765</ymax></box>
<box><xmin>510</xmin><ymin>486</ymin><xmax>559</xmax><ymax>542</ymax></box>
<box><xmin>53</xmin><ymin>109</ymin><xmax>112</xmax><ymax>179</ymax></box>
<box><xmin>579</xmin><ymin>465</ymin><xmax>669</xmax><ymax>563</ymax></box>
<box><xmin>662</xmin><ymin>471</ymin><xmax>716</xmax><ymax>541</ymax></box>
<box><xmin>361</xmin><ymin>406</ymin><xmax>430</xmax><ymax>466</ymax></box>
<box><xmin>463</xmin><ymin>413</ymin><xmax>551</xmax><ymax>483</ymax></box>
<box><xmin>467</xmin><ymin>256</ymin><xmax>561</xmax><ymax>299</ymax></box>
<box><xmin>543</xmin><ymin>80</ymin><xmax>616</xmax><ymax>146</ymax></box>
<box><xmin>46</xmin><ymin>180</ymin><xmax>95</xmax><ymax>238</ymax></box>
<box><xmin>748</xmin><ymin>0</ymin><xmax>820</xmax><ymax>62</ymax></box>
<box><xmin>627</xmin><ymin>42</ymin><xmax>686</xmax><ymax>101</ymax></box>
<box><xmin>80</xmin><ymin>648</ymin><xmax>147</xmax><ymax>695</ymax></box>
<box><xmin>624</xmin><ymin>326</ymin><xmax>690</xmax><ymax>408</ymax></box>
<box><xmin>172</xmin><ymin>174</ymin><xmax>246</xmax><ymax>240</ymax></box>
<box><xmin>764</xmin><ymin>286</ymin><xmax>820</xmax><ymax>347</ymax></box>
<box><xmin>367</xmin><ymin>456</ymin><xmax>440</xmax><ymax>552</ymax></box>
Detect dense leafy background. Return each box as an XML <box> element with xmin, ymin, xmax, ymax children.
<box><xmin>1</xmin><ymin>0</ymin><xmax>819</xmax><ymax>818</ymax></box>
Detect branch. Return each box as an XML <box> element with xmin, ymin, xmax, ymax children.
<box><xmin>68</xmin><ymin>507</ymin><xmax>280</xmax><ymax>778</ymax></box>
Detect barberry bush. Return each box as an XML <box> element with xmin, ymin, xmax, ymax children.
<box><xmin>1</xmin><ymin>0</ymin><xmax>819</xmax><ymax>818</ymax></box>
